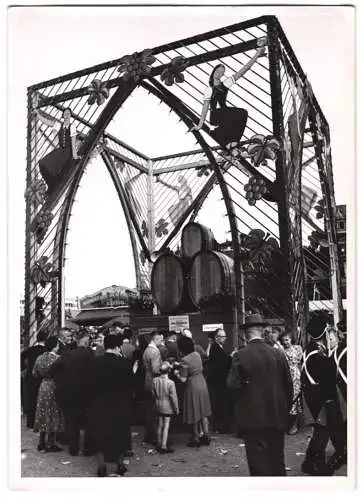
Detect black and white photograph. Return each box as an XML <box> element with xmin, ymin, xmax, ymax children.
<box><xmin>6</xmin><ymin>1</ymin><xmax>356</xmax><ymax>492</ymax></box>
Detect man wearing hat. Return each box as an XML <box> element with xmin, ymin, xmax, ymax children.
<box><xmin>300</xmin><ymin>311</ymin><xmax>346</xmax><ymax>475</ymax></box>
<box><xmin>227</xmin><ymin>313</ymin><xmax>293</xmax><ymax>476</ymax></box>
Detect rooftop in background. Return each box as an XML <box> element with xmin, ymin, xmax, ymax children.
<box><xmin>80</xmin><ymin>284</ymin><xmax>138</xmax><ymax>309</ymax></box>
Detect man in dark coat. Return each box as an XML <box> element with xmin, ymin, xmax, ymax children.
<box><xmin>89</xmin><ymin>334</ymin><xmax>132</xmax><ymax>477</ymax></box>
<box><xmin>21</xmin><ymin>329</ymin><xmax>48</xmax><ymax>428</ymax></box>
<box><xmin>300</xmin><ymin>312</ymin><xmax>346</xmax><ymax>475</ymax></box>
<box><xmin>51</xmin><ymin>333</ymin><xmax>95</xmax><ymax>456</ymax></box>
<box><xmin>227</xmin><ymin>313</ymin><xmax>293</xmax><ymax>476</ymax></box>
<box><xmin>207</xmin><ymin>328</ymin><xmax>232</xmax><ymax>433</ymax></box>
<box><xmin>57</xmin><ymin>327</ymin><xmax>76</xmax><ymax>355</ymax></box>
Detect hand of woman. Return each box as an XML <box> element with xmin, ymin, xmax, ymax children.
<box><xmin>189</xmin><ymin>124</ymin><xmax>202</xmax><ymax>133</ymax></box>
<box><xmin>257</xmin><ymin>46</ymin><xmax>266</xmax><ymax>58</ymax></box>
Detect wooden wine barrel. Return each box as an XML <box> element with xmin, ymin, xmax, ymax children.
<box><xmin>151</xmin><ymin>254</ymin><xmax>185</xmax><ymax>313</ymax></box>
<box><xmin>181</xmin><ymin>222</ymin><xmax>215</xmax><ymax>259</ymax></box>
<box><xmin>189</xmin><ymin>251</ymin><xmax>235</xmax><ymax>307</ymax></box>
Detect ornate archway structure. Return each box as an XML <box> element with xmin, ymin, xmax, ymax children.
<box><xmin>24</xmin><ymin>15</ymin><xmax>343</xmax><ymax>347</ymax></box>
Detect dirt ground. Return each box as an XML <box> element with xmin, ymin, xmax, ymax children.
<box><xmin>21</xmin><ymin>417</ymin><xmax>347</xmax><ymax>478</ymax></box>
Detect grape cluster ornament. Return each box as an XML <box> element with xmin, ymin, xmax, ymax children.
<box><xmin>244</xmin><ymin>176</ymin><xmax>269</xmax><ymax>205</ymax></box>
<box><xmin>25</xmin><ymin>179</ymin><xmax>47</xmax><ymax>207</ymax></box>
<box><xmin>117</xmin><ymin>49</ymin><xmax>156</xmax><ymax>83</ymax></box>
<box><xmin>33</xmin><ymin>210</ymin><xmax>53</xmax><ymax>243</ymax></box>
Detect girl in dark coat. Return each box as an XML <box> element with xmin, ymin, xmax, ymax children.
<box><xmin>89</xmin><ymin>334</ymin><xmax>132</xmax><ymax>477</ymax></box>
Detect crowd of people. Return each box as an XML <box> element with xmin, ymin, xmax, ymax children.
<box><xmin>20</xmin><ymin>311</ymin><xmax>347</xmax><ymax>477</ymax></box>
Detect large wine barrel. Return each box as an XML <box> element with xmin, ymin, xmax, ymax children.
<box><xmin>181</xmin><ymin>222</ymin><xmax>215</xmax><ymax>259</ymax></box>
<box><xmin>189</xmin><ymin>251</ymin><xmax>235</xmax><ymax>307</ymax></box>
<box><xmin>151</xmin><ymin>254</ymin><xmax>185</xmax><ymax>313</ymax></box>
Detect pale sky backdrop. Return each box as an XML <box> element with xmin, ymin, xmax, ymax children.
<box><xmin>8</xmin><ymin>4</ymin><xmax>355</xmax><ymax>300</ymax></box>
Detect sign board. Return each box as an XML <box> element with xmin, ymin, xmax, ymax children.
<box><xmin>202</xmin><ymin>323</ymin><xmax>224</xmax><ymax>333</ymax></box>
<box><xmin>138</xmin><ymin>328</ymin><xmax>155</xmax><ymax>336</ymax></box>
<box><xmin>168</xmin><ymin>315</ymin><xmax>189</xmax><ymax>333</ymax></box>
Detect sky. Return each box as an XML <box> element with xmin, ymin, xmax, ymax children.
<box><xmin>7</xmin><ymin>4</ymin><xmax>355</xmax><ymax>300</ymax></box>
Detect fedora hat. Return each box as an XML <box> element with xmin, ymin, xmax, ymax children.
<box><xmin>242</xmin><ymin>313</ymin><xmax>268</xmax><ymax>329</ymax></box>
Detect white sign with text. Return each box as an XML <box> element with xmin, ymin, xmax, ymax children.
<box><xmin>168</xmin><ymin>315</ymin><xmax>190</xmax><ymax>333</ymax></box>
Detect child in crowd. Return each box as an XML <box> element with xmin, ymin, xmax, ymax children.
<box><xmin>152</xmin><ymin>362</ymin><xmax>179</xmax><ymax>453</ymax></box>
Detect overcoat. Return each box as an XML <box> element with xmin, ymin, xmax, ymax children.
<box><xmin>227</xmin><ymin>339</ymin><xmax>293</xmax><ymax>431</ymax></box>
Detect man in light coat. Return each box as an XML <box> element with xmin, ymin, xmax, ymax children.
<box><xmin>142</xmin><ymin>331</ymin><xmax>163</xmax><ymax>445</ymax></box>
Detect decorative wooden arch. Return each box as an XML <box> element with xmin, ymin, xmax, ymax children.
<box><xmin>24</xmin><ymin>15</ymin><xmax>343</xmax><ymax>347</ymax></box>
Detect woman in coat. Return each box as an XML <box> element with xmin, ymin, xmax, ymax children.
<box><xmin>33</xmin><ymin>336</ymin><xmax>65</xmax><ymax>452</ymax></box>
<box><xmin>88</xmin><ymin>334</ymin><xmax>132</xmax><ymax>477</ymax></box>
<box><xmin>175</xmin><ymin>335</ymin><xmax>211</xmax><ymax>447</ymax></box>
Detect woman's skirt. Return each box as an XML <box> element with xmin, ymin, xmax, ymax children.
<box><xmin>38</xmin><ymin>147</ymin><xmax>75</xmax><ymax>192</ymax></box>
<box><xmin>183</xmin><ymin>374</ymin><xmax>211</xmax><ymax>424</ymax></box>
<box><xmin>34</xmin><ymin>379</ymin><xmax>65</xmax><ymax>433</ymax></box>
<box><xmin>210</xmin><ymin>107</ymin><xmax>248</xmax><ymax>148</ymax></box>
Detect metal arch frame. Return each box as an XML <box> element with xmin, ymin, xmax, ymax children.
<box><xmin>24</xmin><ymin>14</ymin><xmax>344</xmax><ymax>347</ymax></box>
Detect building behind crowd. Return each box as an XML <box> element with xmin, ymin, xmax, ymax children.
<box><xmin>80</xmin><ymin>285</ymin><xmax>138</xmax><ymax>309</ymax></box>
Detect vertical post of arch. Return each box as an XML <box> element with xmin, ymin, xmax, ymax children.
<box><xmin>24</xmin><ymin>90</ymin><xmax>38</xmax><ymax>347</ymax></box>
<box><xmin>308</xmin><ymin>112</ymin><xmax>343</xmax><ymax>324</ymax></box>
<box><xmin>147</xmin><ymin>159</ymin><xmax>156</xmax><ymax>285</ymax></box>
<box><xmin>267</xmin><ymin>19</ymin><xmax>295</xmax><ymax>332</ymax></box>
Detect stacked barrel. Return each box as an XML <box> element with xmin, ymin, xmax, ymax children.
<box><xmin>151</xmin><ymin>222</ymin><xmax>235</xmax><ymax>314</ymax></box>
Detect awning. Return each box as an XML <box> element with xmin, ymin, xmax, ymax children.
<box><xmin>72</xmin><ymin>307</ymin><xmax>130</xmax><ymax>326</ymax></box>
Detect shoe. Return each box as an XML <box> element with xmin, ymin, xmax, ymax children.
<box><xmin>187</xmin><ymin>439</ymin><xmax>200</xmax><ymax>448</ymax></box>
<box><xmin>83</xmin><ymin>450</ymin><xmax>95</xmax><ymax>457</ymax></box>
<box><xmin>301</xmin><ymin>458</ymin><xmax>332</xmax><ymax>476</ymax></box>
<box><xmin>69</xmin><ymin>449</ymin><xmax>79</xmax><ymax>456</ymax></box>
<box><xmin>37</xmin><ymin>443</ymin><xmax>45</xmax><ymax>451</ymax></box>
<box><xmin>124</xmin><ymin>450</ymin><xmax>134</xmax><ymax>458</ymax></box>
<box><xmin>116</xmin><ymin>464</ymin><xmax>127</xmax><ymax>476</ymax></box>
<box><xmin>159</xmin><ymin>447</ymin><xmax>174</xmax><ymax>454</ymax></box>
<box><xmin>45</xmin><ymin>445</ymin><xmax>63</xmax><ymax>453</ymax></box>
<box><xmin>199</xmin><ymin>435</ymin><xmax>211</xmax><ymax>446</ymax></box>
<box><xmin>97</xmin><ymin>465</ymin><xmax>107</xmax><ymax>477</ymax></box>
<box><xmin>327</xmin><ymin>452</ymin><xmax>347</xmax><ymax>472</ymax></box>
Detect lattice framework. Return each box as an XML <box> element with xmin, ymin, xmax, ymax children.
<box><xmin>24</xmin><ymin>15</ymin><xmax>343</xmax><ymax>347</ymax></box>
